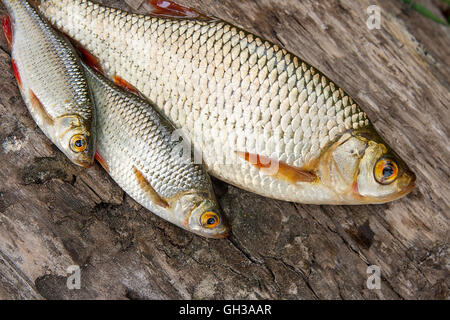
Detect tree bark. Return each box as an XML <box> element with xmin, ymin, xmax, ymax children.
<box><xmin>0</xmin><ymin>0</ymin><xmax>448</xmax><ymax>299</ymax></box>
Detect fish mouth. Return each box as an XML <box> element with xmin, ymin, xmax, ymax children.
<box><xmin>213</xmin><ymin>229</ymin><xmax>230</xmax><ymax>239</ymax></box>
<box><xmin>400</xmin><ymin>171</ymin><xmax>416</xmax><ymax>196</ymax></box>
<box><xmin>192</xmin><ymin>222</ymin><xmax>230</xmax><ymax>239</ymax></box>
<box><xmin>75</xmin><ymin>159</ymin><xmax>93</xmax><ymax>168</ymax></box>
<box><xmin>190</xmin><ymin>221</ymin><xmax>230</xmax><ymax>239</ymax></box>
<box><xmin>199</xmin><ymin>229</ymin><xmax>230</xmax><ymax>239</ymax></box>
<box><xmin>350</xmin><ymin>170</ymin><xmax>416</xmax><ymax>204</ymax></box>
<box><xmin>376</xmin><ymin>170</ymin><xmax>416</xmax><ymax>203</ymax></box>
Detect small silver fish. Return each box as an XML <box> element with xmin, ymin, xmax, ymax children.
<box><xmin>2</xmin><ymin>0</ymin><xmax>96</xmax><ymax>167</ymax></box>
<box><xmin>83</xmin><ymin>62</ymin><xmax>229</xmax><ymax>238</ymax></box>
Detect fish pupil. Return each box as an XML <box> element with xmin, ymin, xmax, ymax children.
<box><xmin>383</xmin><ymin>166</ymin><xmax>394</xmax><ymax>178</ymax></box>
<box><xmin>207</xmin><ymin>217</ymin><xmax>216</xmax><ymax>225</ymax></box>
<box><xmin>75</xmin><ymin>139</ymin><xmax>84</xmax><ymax>147</ymax></box>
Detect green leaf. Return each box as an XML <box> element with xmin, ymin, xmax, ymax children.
<box><xmin>401</xmin><ymin>0</ymin><xmax>449</xmax><ymax>26</ymax></box>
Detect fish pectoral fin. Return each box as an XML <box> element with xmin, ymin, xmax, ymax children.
<box><xmin>277</xmin><ymin>162</ymin><xmax>317</xmax><ymax>183</ymax></box>
<box><xmin>29</xmin><ymin>89</ymin><xmax>54</xmax><ymax>126</ymax></box>
<box><xmin>95</xmin><ymin>152</ymin><xmax>109</xmax><ymax>173</ymax></box>
<box><xmin>133</xmin><ymin>166</ymin><xmax>169</xmax><ymax>208</ymax></box>
<box><xmin>235</xmin><ymin>151</ymin><xmax>317</xmax><ymax>184</ymax></box>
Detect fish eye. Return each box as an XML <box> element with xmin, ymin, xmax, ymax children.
<box><xmin>200</xmin><ymin>211</ymin><xmax>220</xmax><ymax>228</ymax></box>
<box><xmin>70</xmin><ymin>135</ymin><xmax>87</xmax><ymax>153</ymax></box>
<box><xmin>374</xmin><ymin>158</ymin><xmax>398</xmax><ymax>185</ymax></box>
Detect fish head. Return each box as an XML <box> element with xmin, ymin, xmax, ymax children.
<box><xmin>319</xmin><ymin>127</ymin><xmax>416</xmax><ymax>204</ymax></box>
<box><xmin>53</xmin><ymin>114</ymin><xmax>96</xmax><ymax>168</ymax></box>
<box><xmin>172</xmin><ymin>191</ymin><xmax>229</xmax><ymax>238</ymax></box>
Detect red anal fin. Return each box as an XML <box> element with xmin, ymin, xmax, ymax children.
<box><xmin>145</xmin><ymin>0</ymin><xmax>208</xmax><ymax>19</ymax></box>
<box><xmin>113</xmin><ymin>75</ymin><xmax>139</xmax><ymax>95</ymax></box>
<box><xmin>2</xmin><ymin>15</ymin><xmax>12</xmax><ymax>47</ymax></box>
<box><xmin>95</xmin><ymin>152</ymin><xmax>109</xmax><ymax>172</ymax></box>
<box><xmin>29</xmin><ymin>89</ymin><xmax>54</xmax><ymax>126</ymax></box>
<box><xmin>11</xmin><ymin>59</ymin><xmax>21</xmax><ymax>88</ymax></box>
<box><xmin>133</xmin><ymin>166</ymin><xmax>170</xmax><ymax>208</ymax></box>
<box><xmin>236</xmin><ymin>151</ymin><xmax>317</xmax><ymax>184</ymax></box>
<box><xmin>77</xmin><ymin>46</ymin><xmax>104</xmax><ymax>74</ymax></box>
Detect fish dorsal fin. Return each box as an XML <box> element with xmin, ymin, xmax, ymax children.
<box><xmin>133</xmin><ymin>166</ymin><xmax>170</xmax><ymax>208</ymax></box>
<box><xmin>236</xmin><ymin>151</ymin><xmax>317</xmax><ymax>184</ymax></box>
<box><xmin>141</xmin><ymin>0</ymin><xmax>212</xmax><ymax>20</ymax></box>
<box><xmin>2</xmin><ymin>16</ymin><xmax>12</xmax><ymax>47</ymax></box>
<box><xmin>29</xmin><ymin>89</ymin><xmax>54</xmax><ymax>126</ymax></box>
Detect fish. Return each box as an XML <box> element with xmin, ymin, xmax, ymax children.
<box><xmin>1</xmin><ymin>0</ymin><xmax>96</xmax><ymax>167</ymax></box>
<box><xmin>38</xmin><ymin>0</ymin><xmax>416</xmax><ymax>204</ymax></box>
<box><xmin>83</xmin><ymin>61</ymin><xmax>229</xmax><ymax>238</ymax></box>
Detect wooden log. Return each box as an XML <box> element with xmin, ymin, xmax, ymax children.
<box><xmin>0</xmin><ymin>0</ymin><xmax>448</xmax><ymax>299</ymax></box>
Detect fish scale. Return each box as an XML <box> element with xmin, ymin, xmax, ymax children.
<box><xmin>38</xmin><ymin>0</ymin><xmax>402</xmax><ymax>204</ymax></box>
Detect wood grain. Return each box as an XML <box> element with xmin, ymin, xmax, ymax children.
<box><xmin>0</xmin><ymin>0</ymin><xmax>448</xmax><ymax>299</ymax></box>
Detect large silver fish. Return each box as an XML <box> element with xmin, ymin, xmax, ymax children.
<box><xmin>83</xmin><ymin>62</ymin><xmax>229</xmax><ymax>238</ymax></box>
<box><xmin>1</xmin><ymin>0</ymin><xmax>96</xmax><ymax>167</ymax></box>
<box><xmin>39</xmin><ymin>0</ymin><xmax>416</xmax><ymax>204</ymax></box>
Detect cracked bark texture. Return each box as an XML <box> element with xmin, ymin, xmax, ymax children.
<box><xmin>0</xmin><ymin>0</ymin><xmax>448</xmax><ymax>300</ymax></box>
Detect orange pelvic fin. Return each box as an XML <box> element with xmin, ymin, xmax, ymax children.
<box><xmin>11</xmin><ymin>59</ymin><xmax>21</xmax><ymax>88</ymax></box>
<box><xmin>145</xmin><ymin>0</ymin><xmax>210</xmax><ymax>19</ymax></box>
<box><xmin>29</xmin><ymin>89</ymin><xmax>54</xmax><ymax>126</ymax></box>
<box><xmin>2</xmin><ymin>15</ymin><xmax>12</xmax><ymax>47</ymax></box>
<box><xmin>133</xmin><ymin>166</ymin><xmax>170</xmax><ymax>208</ymax></box>
<box><xmin>113</xmin><ymin>75</ymin><xmax>139</xmax><ymax>95</ymax></box>
<box><xmin>95</xmin><ymin>152</ymin><xmax>109</xmax><ymax>172</ymax></box>
<box><xmin>236</xmin><ymin>151</ymin><xmax>317</xmax><ymax>184</ymax></box>
<box><xmin>77</xmin><ymin>46</ymin><xmax>104</xmax><ymax>74</ymax></box>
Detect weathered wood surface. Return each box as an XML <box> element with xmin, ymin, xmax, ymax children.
<box><xmin>0</xmin><ymin>0</ymin><xmax>448</xmax><ymax>300</ymax></box>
